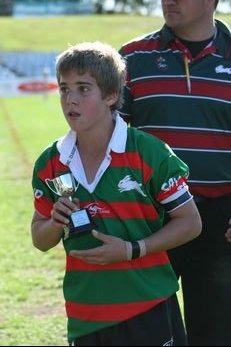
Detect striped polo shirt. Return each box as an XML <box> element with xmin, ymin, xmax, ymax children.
<box><xmin>119</xmin><ymin>19</ymin><xmax>231</xmax><ymax>198</ymax></box>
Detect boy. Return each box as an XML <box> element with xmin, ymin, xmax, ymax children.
<box><xmin>31</xmin><ymin>41</ymin><xmax>201</xmax><ymax>346</ymax></box>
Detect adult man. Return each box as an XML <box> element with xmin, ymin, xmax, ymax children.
<box><xmin>119</xmin><ymin>0</ymin><xmax>231</xmax><ymax>345</ymax></box>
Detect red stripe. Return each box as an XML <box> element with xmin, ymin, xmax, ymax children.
<box><xmin>38</xmin><ymin>154</ymin><xmax>69</xmax><ymax>181</ymax></box>
<box><xmin>34</xmin><ymin>196</ymin><xmax>53</xmax><ymax>217</ymax></box>
<box><xmin>132</xmin><ymin>79</ymin><xmax>231</xmax><ymax>101</ymax></box>
<box><xmin>193</xmin><ymin>80</ymin><xmax>231</xmax><ymax>100</ymax></box>
<box><xmin>190</xmin><ymin>183</ymin><xmax>231</xmax><ymax>198</ymax></box>
<box><xmin>157</xmin><ymin>176</ymin><xmax>188</xmax><ymax>202</ymax></box>
<box><xmin>82</xmin><ymin>201</ymin><xmax>159</xmax><ymax>221</ymax></box>
<box><xmin>133</xmin><ymin>79</ymin><xmax>188</xmax><ymax>96</ymax></box>
<box><xmin>66</xmin><ymin>297</ymin><xmax>166</xmax><ymax>321</ymax></box>
<box><xmin>35</xmin><ymin>155</ymin><xmax>69</xmax><ymax>216</ymax></box>
<box><xmin>66</xmin><ymin>252</ymin><xmax>169</xmax><ymax>271</ymax></box>
<box><xmin>123</xmin><ymin>39</ymin><xmax>160</xmax><ymax>55</ymax></box>
<box><xmin>143</xmin><ymin>129</ymin><xmax>231</xmax><ymax>150</ymax></box>
<box><xmin>111</xmin><ymin>152</ymin><xmax>153</xmax><ymax>184</ymax></box>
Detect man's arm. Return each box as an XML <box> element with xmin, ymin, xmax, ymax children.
<box><xmin>225</xmin><ymin>218</ymin><xmax>231</xmax><ymax>242</ymax></box>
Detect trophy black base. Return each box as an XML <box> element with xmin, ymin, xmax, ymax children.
<box><xmin>69</xmin><ymin>208</ymin><xmax>96</xmax><ymax>236</ymax></box>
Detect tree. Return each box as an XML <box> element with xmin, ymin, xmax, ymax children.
<box><xmin>0</xmin><ymin>0</ymin><xmax>13</xmax><ymax>16</ymax></box>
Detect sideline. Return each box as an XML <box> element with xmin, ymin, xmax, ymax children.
<box><xmin>0</xmin><ymin>97</ymin><xmax>32</xmax><ymax>178</ymax></box>
<box><xmin>0</xmin><ymin>77</ymin><xmax>58</xmax><ymax>98</ymax></box>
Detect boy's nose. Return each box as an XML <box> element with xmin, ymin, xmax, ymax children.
<box><xmin>66</xmin><ymin>90</ymin><xmax>79</xmax><ymax>104</ymax></box>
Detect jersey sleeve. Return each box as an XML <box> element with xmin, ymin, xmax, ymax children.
<box><xmin>32</xmin><ymin>142</ymin><xmax>63</xmax><ymax>218</ymax></box>
<box><xmin>154</xmin><ymin>151</ymin><xmax>193</xmax><ymax>212</ymax></box>
<box><xmin>32</xmin><ymin>163</ymin><xmax>55</xmax><ymax>218</ymax></box>
<box><xmin>143</xmin><ymin>136</ymin><xmax>193</xmax><ymax>213</ymax></box>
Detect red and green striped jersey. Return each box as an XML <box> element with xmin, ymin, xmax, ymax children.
<box><xmin>119</xmin><ymin>19</ymin><xmax>231</xmax><ymax>198</ymax></box>
<box><xmin>32</xmin><ymin>116</ymin><xmax>191</xmax><ymax>341</ymax></box>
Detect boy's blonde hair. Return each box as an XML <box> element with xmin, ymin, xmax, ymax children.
<box><xmin>56</xmin><ymin>41</ymin><xmax>126</xmax><ymax>110</ymax></box>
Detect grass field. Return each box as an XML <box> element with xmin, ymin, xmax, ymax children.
<box><xmin>0</xmin><ymin>14</ymin><xmax>164</xmax><ymax>51</ymax></box>
<box><xmin>0</xmin><ymin>13</ymin><xmax>230</xmax><ymax>346</ymax></box>
<box><xmin>0</xmin><ymin>94</ymin><xmax>68</xmax><ymax>346</ymax></box>
<box><xmin>0</xmin><ymin>13</ymin><xmax>230</xmax><ymax>51</ymax></box>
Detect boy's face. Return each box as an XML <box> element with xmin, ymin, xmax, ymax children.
<box><xmin>58</xmin><ymin>69</ymin><xmax>116</xmax><ymax>133</ymax></box>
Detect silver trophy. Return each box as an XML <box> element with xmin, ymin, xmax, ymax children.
<box><xmin>45</xmin><ymin>173</ymin><xmax>77</xmax><ymax>199</ymax></box>
<box><xmin>45</xmin><ymin>173</ymin><xmax>96</xmax><ymax>236</ymax></box>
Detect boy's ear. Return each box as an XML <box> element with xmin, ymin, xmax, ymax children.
<box><xmin>106</xmin><ymin>93</ymin><xmax>118</xmax><ymax>106</ymax></box>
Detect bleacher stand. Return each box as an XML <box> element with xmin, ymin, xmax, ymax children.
<box><xmin>0</xmin><ymin>52</ymin><xmax>59</xmax><ymax>96</ymax></box>
<box><xmin>0</xmin><ymin>51</ymin><xmax>57</xmax><ymax>78</ymax></box>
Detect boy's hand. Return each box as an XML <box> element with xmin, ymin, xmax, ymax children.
<box><xmin>69</xmin><ymin>230</ymin><xmax>127</xmax><ymax>265</ymax></box>
<box><xmin>51</xmin><ymin>197</ymin><xmax>80</xmax><ymax>228</ymax></box>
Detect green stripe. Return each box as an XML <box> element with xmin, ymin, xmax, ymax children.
<box><xmin>74</xmin><ymin>167</ymin><xmax>146</xmax><ymax>203</ymax></box>
<box><xmin>64</xmin><ymin>264</ymin><xmax>178</xmax><ymax>304</ymax></box>
<box><xmin>63</xmin><ymin>217</ymin><xmax>162</xmax><ymax>253</ymax></box>
<box><xmin>34</xmin><ymin>141</ymin><xmax>58</xmax><ymax>171</ymax></box>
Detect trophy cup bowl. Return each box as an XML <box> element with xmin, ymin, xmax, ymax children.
<box><xmin>45</xmin><ymin>173</ymin><xmax>77</xmax><ymax>198</ymax></box>
<box><xmin>45</xmin><ymin>173</ymin><xmax>96</xmax><ymax>236</ymax></box>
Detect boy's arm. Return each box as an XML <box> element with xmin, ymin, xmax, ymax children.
<box><xmin>31</xmin><ymin>197</ymin><xmax>80</xmax><ymax>252</ymax></box>
<box><xmin>31</xmin><ymin>210</ymin><xmax>64</xmax><ymax>252</ymax></box>
<box><xmin>69</xmin><ymin>198</ymin><xmax>202</xmax><ymax>265</ymax></box>
<box><xmin>144</xmin><ymin>198</ymin><xmax>201</xmax><ymax>254</ymax></box>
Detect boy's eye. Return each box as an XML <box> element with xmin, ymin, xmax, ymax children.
<box><xmin>79</xmin><ymin>85</ymin><xmax>89</xmax><ymax>93</ymax></box>
<box><xmin>59</xmin><ymin>86</ymin><xmax>69</xmax><ymax>94</ymax></box>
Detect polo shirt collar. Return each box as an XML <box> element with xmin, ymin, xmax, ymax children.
<box><xmin>159</xmin><ymin>19</ymin><xmax>231</xmax><ymax>57</ymax></box>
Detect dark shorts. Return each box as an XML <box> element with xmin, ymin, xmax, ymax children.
<box><xmin>69</xmin><ymin>297</ymin><xmax>187</xmax><ymax>346</ymax></box>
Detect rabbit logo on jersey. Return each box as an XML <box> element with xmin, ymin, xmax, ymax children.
<box><xmin>118</xmin><ymin>175</ymin><xmax>147</xmax><ymax>197</ymax></box>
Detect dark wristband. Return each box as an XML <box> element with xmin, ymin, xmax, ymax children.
<box><xmin>131</xmin><ymin>241</ymin><xmax>141</xmax><ymax>259</ymax></box>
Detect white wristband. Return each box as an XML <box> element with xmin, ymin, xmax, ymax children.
<box><xmin>125</xmin><ymin>241</ymin><xmax>133</xmax><ymax>261</ymax></box>
<box><xmin>137</xmin><ymin>240</ymin><xmax>146</xmax><ymax>257</ymax></box>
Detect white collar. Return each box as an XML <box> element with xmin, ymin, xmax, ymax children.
<box><xmin>57</xmin><ymin>112</ymin><xmax>128</xmax><ymax>166</ymax></box>
<box><xmin>56</xmin><ymin>112</ymin><xmax>128</xmax><ymax>192</ymax></box>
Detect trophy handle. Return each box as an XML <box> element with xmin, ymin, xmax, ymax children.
<box><xmin>45</xmin><ymin>178</ymin><xmax>61</xmax><ymax>196</ymax></box>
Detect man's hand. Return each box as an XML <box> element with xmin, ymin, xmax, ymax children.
<box><xmin>225</xmin><ymin>218</ymin><xmax>231</xmax><ymax>242</ymax></box>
